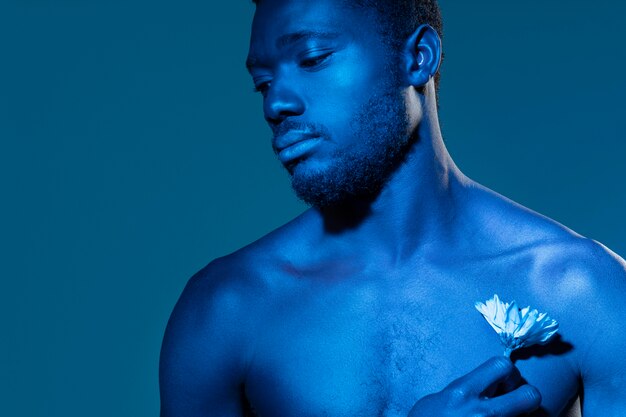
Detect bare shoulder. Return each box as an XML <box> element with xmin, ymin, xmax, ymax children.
<box><xmin>170</xmin><ymin>212</ymin><xmax>314</xmax><ymax>330</ymax></box>
<box><xmin>472</xmin><ymin>183</ymin><xmax>626</xmax><ymax>315</ymax></box>
<box><xmin>188</xmin><ymin>206</ymin><xmax>318</xmax><ymax>291</ymax></box>
<box><xmin>159</xmin><ymin>213</ymin><xmax>318</xmax><ymax>415</ymax></box>
<box><xmin>163</xmin><ymin>207</ymin><xmax>319</xmax><ymax>345</ymax></box>
<box><xmin>531</xmin><ymin>236</ymin><xmax>626</xmax><ymax>361</ymax></box>
<box><xmin>159</xmin><ymin>254</ymin><xmax>265</xmax><ymax>399</ymax></box>
<box><xmin>471</xmin><ymin>184</ymin><xmax>626</xmax><ymax>398</ymax></box>
<box><xmin>158</xmin><ymin>255</ymin><xmax>260</xmax><ymax>415</ymax></box>
<box><xmin>167</xmin><ymin>206</ymin><xmax>318</xmax><ymax>333</ymax></box>
<box><xmin>526</xmin><ymin>235</ymin><xmax>626</xmax><ymax>413</ymax></box>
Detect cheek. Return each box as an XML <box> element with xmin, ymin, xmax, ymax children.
<box><xmin>326</xmin><ymin>62</ymin><xmax>366</xmax><ymax>90</ymax></box>
<box><xmin>332</xmin><ymin>45</ymin><xmax>388</xmax><ymax>89</ymax></box>
<box><xmin>305</xmin><ymin>72</ymin><xmax>382</xmax><ymax>128</ymax></box>
<box><xmin>302</xmin><ymin>45</ymin><xmax>395</xmax><ymax>135</ymax></box>
<box><xmin>304</xmin><ymin>84</ymin><xmax>358</xmax><ymax>130</ymax></box>
<box><xmin>308</xmin><ymin>41</ymin><xmax>389</xmax><ymax>99</ymax></box>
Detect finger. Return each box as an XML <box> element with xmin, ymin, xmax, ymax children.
<box><xmin>481</xmin><ymin>384</ymin><xmax>542</xmax><ymax>417</ymax></box>
<box><xmin>498</xmin><ymin>365</ymin><xmax>523</xmax><ymax>394</ymax></box>
<box><xmin>449</xmin><ymin>357</ymin><xmax>515</xmax><ymax>397</ymax></box>
<box><xmin>482</xmin><ymin>364</ymin><xmax>523</xmax><ymax>398</ymax></box>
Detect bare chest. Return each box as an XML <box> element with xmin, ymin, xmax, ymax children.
<box><xmin>244</xmin><ymin>275</ymin><xmax>580</xmax><ymax>417</ymax></box>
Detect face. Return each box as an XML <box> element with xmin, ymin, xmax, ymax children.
<box><xmin>247</xmin><ymin>0</ymin><xmax>415</xmax><ymax>208</ymax></box>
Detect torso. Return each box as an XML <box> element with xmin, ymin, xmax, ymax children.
<box><xmin>227</xmin><ymin>188</ymin><xmax>590</xmax><ymax>417</ymax></box>
<box><xmin>243</xmin><ymin>253</ymin><xmax>581</xmax><ymax>416</ymax></box>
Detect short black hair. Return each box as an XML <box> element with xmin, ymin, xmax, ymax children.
<box><xmin>251</xmin><ymin>0</ymin><xmax>444</xmax><ymax>96</ymax></box>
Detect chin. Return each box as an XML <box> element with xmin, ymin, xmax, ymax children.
<box><xmin>289</xmin><ymin>164</ymin><xmax>372</xmax><ymax>209</ymax></box>
<box><xmin>289</xmin><ymin>165</ymin><xmax>341</xmax><ymax>207</ymax></box>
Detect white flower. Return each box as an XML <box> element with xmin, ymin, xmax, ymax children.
<box><xmin>475</xmin><ymin>294</ymin><xmax>559</xmax><ymax>357</ymax></box>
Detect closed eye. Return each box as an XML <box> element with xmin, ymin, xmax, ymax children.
<box><xmin>251</xmin><ymin>51</ymin><xmax>334</xmax><ymax>95</ymax></box>
<box><xmin>252</xmin><ymin>81</ymin><xmax>271</xmax><ymax>95</ymax></box>
<box><xmin>299</xmin><ymin>52</ymin><xmax>333</xmax><ymax>69</ymax></box>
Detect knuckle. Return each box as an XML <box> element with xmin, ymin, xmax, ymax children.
<box><xmin>523</xmin><ymin>385</ymin><xmax>542</xmax><ymax>404</ymax></box>
<box><xmin>445</xmin><ymin>383</ymin><xmax>469</xmax><ymax>404</ymax></box>
<box><xmin>489</xmin><ymin>356</ymin><xmax>513</xmax><ymax>373</ymax></box>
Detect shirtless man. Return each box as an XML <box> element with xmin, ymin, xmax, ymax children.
<box><xmin>159</xmin><ymin>0</ymin><xmax>626</xmax><ymax>415</ymax></box>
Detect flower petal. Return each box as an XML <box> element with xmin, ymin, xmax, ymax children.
<box><xmin>475</xmin><ymin>294</ymin><xmax>559</xmax><ymax>354</ymax></box>
<box><xmin>505</xmin><ymin>301</ymin><xmax>521</xmax><ymax>334</ymax></box>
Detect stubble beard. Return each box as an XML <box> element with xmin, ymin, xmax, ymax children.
<box><xmin>289</xmin><ymin>85</ymin><xmax>414</xmax><ymax>209</ymax></box>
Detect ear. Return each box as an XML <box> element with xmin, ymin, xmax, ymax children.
<box><xmin>403</xmin><ymin>24</ymin><xmax>442</xmax><ymax>87</ymax></box>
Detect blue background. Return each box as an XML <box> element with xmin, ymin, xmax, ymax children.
<box><xmin>1</xmin><ymin>1</ymin><xmax>624</xmax><ymax>416</ymax></box>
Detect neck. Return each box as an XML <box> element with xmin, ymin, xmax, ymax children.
<box><xmin>313</xmin><ymin>102</ymin><xmax>470</xmax><ymax>265</ymax></box>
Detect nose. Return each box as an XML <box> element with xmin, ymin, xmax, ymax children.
<box><xmin>263</xmin><ymin>81</ymin><xmax>305</xmax><ymax>125</ymax></box>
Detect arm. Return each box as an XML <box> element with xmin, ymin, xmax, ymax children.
<box><xmin>576</xmin><ymin>242</ymin><xmax>626</xmax><ymax>416</ymax></box>
<box><xmin>159</xmin><ymin>262</ymin><xmax>251</xmax><ymax>417</ymax></box>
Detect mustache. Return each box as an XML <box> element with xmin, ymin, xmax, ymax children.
<box><xmin>271</xmin><ymin>121</ymin><xmax>330</xmax><ymax>139</ymax></box>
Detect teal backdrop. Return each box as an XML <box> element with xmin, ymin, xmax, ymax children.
<box><xmin>1</xmin><ymin>1</ymin><xmax>624</xmax><ymax>416</ymax></box>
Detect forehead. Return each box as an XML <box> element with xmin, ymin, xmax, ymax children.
<box><xmin>249</xmin><ymin>0</ymin><xmax>376</xmax><ymax>51</ymax></box>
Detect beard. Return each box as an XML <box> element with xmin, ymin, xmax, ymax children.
<box><xmin>289</xmin><ymin>86</ymin><xmax>414</xmax><ymax>209</ymax></box>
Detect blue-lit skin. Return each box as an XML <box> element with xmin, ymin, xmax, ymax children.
<box><xmin>159</xmin><ymin>0</ymin><xmax>626</xmax><ymax>416</ymax></box>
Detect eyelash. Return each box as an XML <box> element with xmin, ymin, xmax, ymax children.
<box><xmin>252</xmin><ymin>82</ymin><xmax>270</xmax><ymax>94</ymax></box>
<box><xmin>299</xmin><ymin>52</ymin><xmax>333</xmax><ymax>69</ymax></box>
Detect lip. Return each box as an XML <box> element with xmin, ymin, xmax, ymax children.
<box><xmin>274</xmin><ymin>131</ymin><xmax>322</xmax><ymax>164</ymax></box>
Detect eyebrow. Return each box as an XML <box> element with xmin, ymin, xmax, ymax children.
<box><xmin>246</xmin><ymin>30</ymin><xmax>341</xmax><ymax>71</ymax></box>
<box><xmin>276</xmin><ymin>30</ymin><xmax>340</xmax><ymax>49</ymax></box>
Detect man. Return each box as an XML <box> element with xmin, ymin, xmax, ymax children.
<box><xmin>159</xmin><ymin>0</ymin><xmax>626</xmax><ymax>415</ymax></box>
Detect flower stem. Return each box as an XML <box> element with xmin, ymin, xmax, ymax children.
<box><xmin>503</xmin><ymin>348</ymin><xmax>512</xmax><ymax>358</ymax></box>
